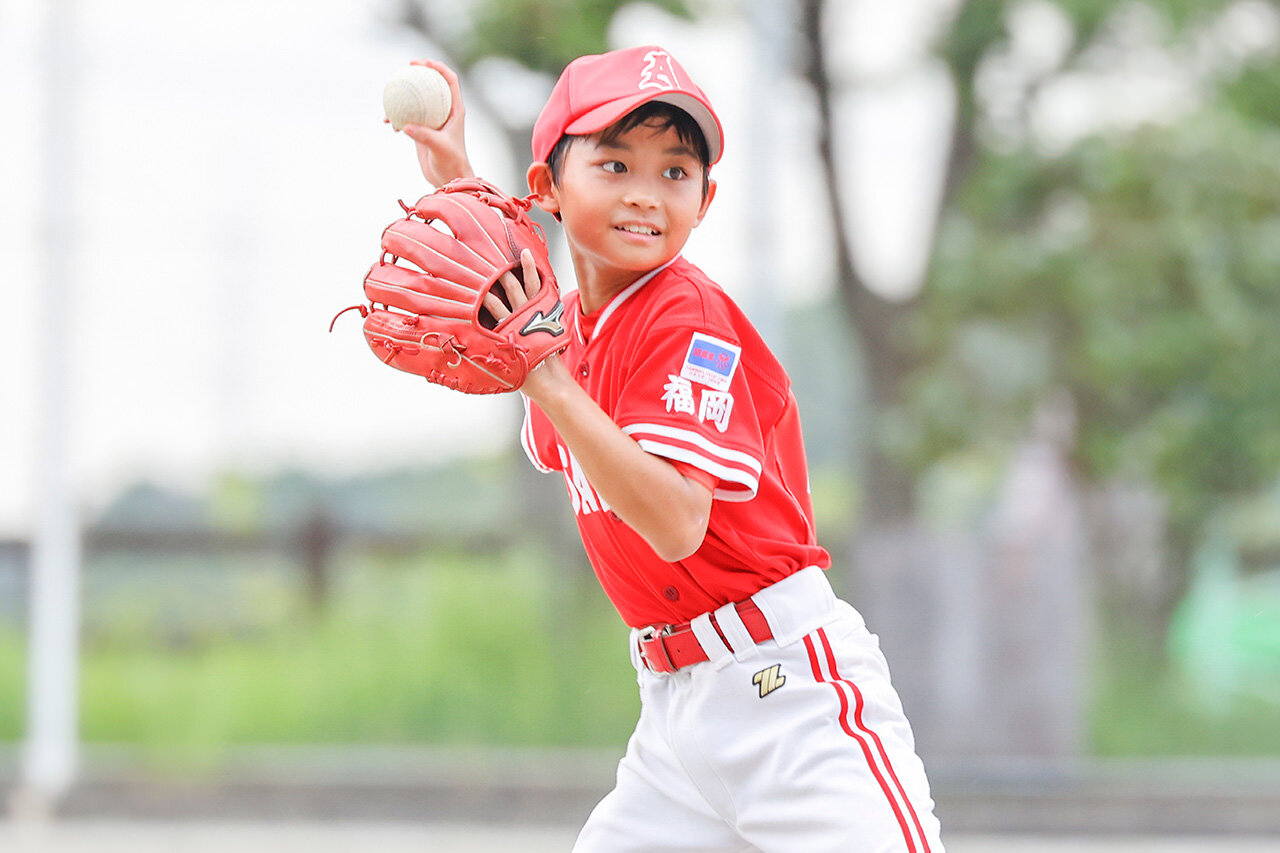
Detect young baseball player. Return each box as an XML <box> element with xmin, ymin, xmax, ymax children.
<box><xmin>404</xmin><ymin>46</ymin><xmax>945</xmax><ymax>852</ymax></box>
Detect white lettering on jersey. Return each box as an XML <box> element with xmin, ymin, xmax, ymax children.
<box><xmin>556</xmin><ymin>446</ymin><xmax>583</xmax><ymax>513</ymax></box>
<box><xmin>699</xmin><ymin>390</ymin><xmax>734</xmax><ymax>433</ymax></box>
<box><xmin>661</xmin><ymin>374</ymin><xmax>696</xmax><ymax>416</ymax></box>
<box><xmin>556</xmin><ymin>444</ymin><xmax>610</xmax><ymax>517</ymax></box>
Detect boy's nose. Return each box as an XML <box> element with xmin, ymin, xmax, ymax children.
<box><xmin>622</xmin><ymin>184</ymin><xmax>660</xmax><ymax>208</ymax></box>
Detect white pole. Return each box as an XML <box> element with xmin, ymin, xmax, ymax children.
<box><xmin>21</xmin><ymin>0</ymin><xmax>82</xmax><ymax>814</ymax></box>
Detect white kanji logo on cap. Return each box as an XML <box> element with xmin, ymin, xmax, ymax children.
<box><xmin>639</xmin><ymin>49</ymin><xmax>680</xmax><ymax>91</ymax></box>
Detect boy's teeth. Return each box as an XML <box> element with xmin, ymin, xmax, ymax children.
<box><xmin>620</xmin><ymin>224</ymin><xmax>657</xmax><ymax>235</ymax></box>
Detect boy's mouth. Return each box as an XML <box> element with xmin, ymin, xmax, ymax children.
<box><xmin>616</xmin><ymin>223</ymin><xmax>661</xmax><ymax>236</ymax></box>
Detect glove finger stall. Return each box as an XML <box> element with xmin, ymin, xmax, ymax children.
<box><xmin>412</xmin><ymin>194</ymin><xmax>514</xmax><ymax>269</ymax></box>
<box><xmin>381</xmin><ymin>219</ymin><xmax>492</xmax><ymax>290</ymax></box>
<box><xmin>362</xmin><ymin>262</ymin><xmax>476</xmax><ymax>320</ymax></box>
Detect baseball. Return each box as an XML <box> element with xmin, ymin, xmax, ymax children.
<box><xmin>383</xmin><ymin>65</ymin><xmax>452</xmax><ymax>131</ymax></box>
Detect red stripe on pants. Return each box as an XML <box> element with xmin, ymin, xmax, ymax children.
<box><xmin>803</xmin><ymin>629</ymin><xmax>928</xmax><ymax>852</ymax></box>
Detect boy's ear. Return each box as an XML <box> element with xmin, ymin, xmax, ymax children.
<box><xmin>694</xmin><ymin>177</ymin><xmax>717</xmax><ymax>227</ymax></box>
<box><xmin>526</xmin><ymin>163</ymin><xmax>560</xmax><ymax>217</ymax></box>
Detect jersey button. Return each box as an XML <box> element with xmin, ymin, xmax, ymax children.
<box><xmin>663</xmin><ymin>586</ymin><xmax>680</xmax><ymax>602</ymax></box>
<box><xmin>578</xmin><ymin>362</ymin><xmax>590</xmax><ymax>378</ymax></box>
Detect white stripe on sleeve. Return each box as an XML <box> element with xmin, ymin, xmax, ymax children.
<box><xmin>520</xmin><ymin>394</ymin><xmax>554</xmax><ymax>473</ymax></box>
<box><xmin>623</xmin><ymin>423</ymin><xmax>763</xmax><ymax>500</ymax></box>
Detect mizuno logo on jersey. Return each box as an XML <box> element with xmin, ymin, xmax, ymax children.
<box><xmin>752</xmin><ymin>664</ymin><xmax>786</xmax><ymax>698</ymax></box>
<box><xmin>680</xmin><ymin>332</ymin><xmax>741</xmax><ymax>392</ymax></box>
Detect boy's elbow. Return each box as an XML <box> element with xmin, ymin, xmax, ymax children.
<box><xmin>653</xmin><ymin>535</ymin><xmax>701</xmax><ymax>564</ymax></box>
<box><xmin>651</xmin><ymin>510</ymin><xmax>709</xmax><ymax>563</ymax></box>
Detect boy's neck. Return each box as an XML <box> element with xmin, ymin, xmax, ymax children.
<box><xmin>574</xmin><ymin>267</ymin><xmax>645</xmax><ymax>316</ymax></box>
<box><xmin>572</xmin><ymin>255</ymin><xmax>678</xmax><ymax>315</ymax></box>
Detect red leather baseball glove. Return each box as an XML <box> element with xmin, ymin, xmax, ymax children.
<box><xmin>337</xmin><ymin>178</ymin><xmax>567</xmax><ymax>393</ymax></box>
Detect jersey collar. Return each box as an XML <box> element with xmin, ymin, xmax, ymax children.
<box><xmin>574</xmin><ymin>257</ymin><xmax>679</xmax><ymax>345</ymax></box>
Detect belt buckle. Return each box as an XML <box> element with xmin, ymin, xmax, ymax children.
<box><xmin>637</xmin><ymin>624</ymin><xmax>675</xmax><ymax>673</ymax></box>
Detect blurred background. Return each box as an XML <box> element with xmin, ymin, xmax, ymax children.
<box><xmin>2</xmin><ymin>0</ymin><xmax>1280</xmax><ymax>847</ymax></box>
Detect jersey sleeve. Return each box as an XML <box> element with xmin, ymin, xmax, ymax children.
<box><xmin>614</xmin><ymin>322</ymin><xmax>766</xmax><ymax>502</ymax></box>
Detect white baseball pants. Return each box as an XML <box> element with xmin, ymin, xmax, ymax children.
<box><xmin>573</xmin><ymin>567</ymin><xmax>945</xmax><ymax>853</ymax></box>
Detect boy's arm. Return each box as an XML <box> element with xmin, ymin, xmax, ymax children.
<box><xmin>485</xmin><ymin>246</ymin><xmax>713</xmax><ymax>561</ymax></box>
<box><xmin>522</xmin><ymin>357</ymin><xmax>713</xmax><ymax>562</ymax></box>
<box><xmin>399</xmin><ymin>61</ymin><xmax>475</xmax><ymax>186</ymax></box>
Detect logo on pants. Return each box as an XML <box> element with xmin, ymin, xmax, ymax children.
<box><xmin>752</xmin><ymin>664</ymin><xmax>786</xmax><ymax>698</ymax></box>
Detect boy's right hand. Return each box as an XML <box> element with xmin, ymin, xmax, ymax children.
<box><xmin>400</xmin><ymin>60</ymin><xmax>475</xmax><ymax>187</ymax></box>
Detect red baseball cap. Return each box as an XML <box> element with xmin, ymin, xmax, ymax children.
<box><xmin>531</xmin><ymin>45</ymin><xmax>723</xmax><ymax>166</ymax></box>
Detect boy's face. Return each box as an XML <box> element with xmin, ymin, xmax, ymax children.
<box><xmin>535</xmin><ymin>119</ymin><xmax>715</xmax><ymax>292</ymax></box>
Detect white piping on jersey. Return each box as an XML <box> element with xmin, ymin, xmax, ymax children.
<box><xmin>631</xmin><ymin>439</ymin><xmax>760</xmax><ymax>501</ymax></box>
<box><xmin>519</xmin><ymin>393</ymin><xmax>553</xmax><ymax>473</ymax></box>
<box><xmin>622</xmin><ymin>422</ymin><xmax>764</xmax><ymax>476</ymax></box>
<box><xmin>574</xmin><ymin>256</ymin><xmax>680</xmax><ymax>345</ymax></box>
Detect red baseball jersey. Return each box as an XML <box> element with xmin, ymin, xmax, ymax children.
<box><xmin>521</xmin><ymin>256</ymin><xmax>831</xmax><ymax>627</ymax></box>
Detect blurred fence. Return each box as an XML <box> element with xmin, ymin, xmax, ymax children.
<box><xmin>0</xmin><ymin>518</ymin><xmax>519</xmax><ymax>621</ymax></box>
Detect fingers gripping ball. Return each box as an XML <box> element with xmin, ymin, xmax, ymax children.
<box><xmin>383</xmin><ymin>65</ymin><xmax>451</xmax><ymax>131</ymax></box>
<box><xmin>354</xmin><ymin>179</ymin><xmax>568</xmax><ymax>394</ymax></box>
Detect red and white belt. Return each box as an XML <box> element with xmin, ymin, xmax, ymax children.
<box><xmin>636</xmin><ymin>598</ymin><xmax>774</xmax><ymax>674</ymax></box>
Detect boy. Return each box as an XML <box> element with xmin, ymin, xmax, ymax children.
<box><xmin>404</xmin><ymin>46</ymin><xmax>944</xmax><ymax>852</ymax></box>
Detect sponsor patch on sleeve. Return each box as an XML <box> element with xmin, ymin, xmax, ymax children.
<box><xmin>680</xmin><ymin>333</ymin><xmax>741</xmax><ymax>392</ymax></box>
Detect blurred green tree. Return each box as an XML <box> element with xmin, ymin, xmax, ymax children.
<box><xmin>797</xmin><ymin>0</ymin><xmax>1274</xmax><ymax>517</ymax></box>
<box><xmin>898</xmin><ymin>2</ymin><xmax>1278</xmax><ymax>655</ymax></box>
<box><xmin>912</xmin><ymin>99</ymin><xmax>1280</xmax><ymax>653</ymax></box>
<box><xmin>459</xmin><ymin>0</ymin><xmax>693</xmax><ymax>72</ymax></box>
<box><xmin>796</xmin><ymin>0</ymin><xmax>1280</xmax><ymax>660</ymax></box>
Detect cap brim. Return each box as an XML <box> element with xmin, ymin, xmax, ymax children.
<box><xmin>564</xmin><ymin>91</ymin><xmax>723</xmax><ymax>165</ymax></box>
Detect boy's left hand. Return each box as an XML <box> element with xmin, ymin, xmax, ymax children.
<box><xmin>486</xmin><ymin>249</ymin><xmax>543</xmax><ymax>323</ymax></box>
<box><xmin>342</xmin><ymin>179</ymin><xmax>567</xmax><ymax>395</ymax></box>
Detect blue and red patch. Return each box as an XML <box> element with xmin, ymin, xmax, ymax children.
<box><xmin>680</xmin><ymin>332</ymin><xmax>741</xmax><ymax>392</ymax></box>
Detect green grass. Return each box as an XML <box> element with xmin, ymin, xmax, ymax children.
<box><xmin>5</xmin><ymin>551</ymin><xmax>1280</xmax><ymax>769</ymax></box>
<box><xmin>1090</xmin><ymin>648</ymin><xmax>1280</xmax><ymax>757</ymax></box>
<box><xmin>1</xmin><ymin>549</ymin><xmax>639</xmax><ymax>770</ymax></box>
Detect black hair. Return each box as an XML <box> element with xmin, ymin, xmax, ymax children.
<box><xmin>546</xmin><ymin>101</ymin><xmax>712</xmax><ymax>198</ymax></box>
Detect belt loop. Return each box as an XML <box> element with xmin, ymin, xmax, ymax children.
<box><xmin>713</xmin><ymin>601</ymin><xmax>760</xmax><ymax>662</ymax></box>
<box><xmin>751</xmin><ymin>566</ymin><xmax>836</xmax><ymax>648</ymax></box>
<box><xmin>689</xmin><ymin>613</ymin><xmax>733</xmax><ymax>669</ymax></box>
<box><xmin>628</xmin><ymin>626</ymin><xmax>645</xmax><ymax>672</ymax></box>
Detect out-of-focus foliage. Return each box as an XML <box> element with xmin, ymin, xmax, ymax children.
<box><xmin>802</xmin><ymin>0</ymin><xmax>1254</xmax><ymax>522</ymax></box>
<box><xmin>1224</xmin><ymin>58</ymin><xmax>1280</xmax><ymax>127</ymax></box>
<box><xmin>468</xmin><ymin>0</ymin><xmax>693</xmax><ymax>71</ymax></box>
<box><xmin>416</xmin><ymin>0</ymin><xmax>695</xmax><ymax>75</ymax></box>
<box><xmin>910</xmin><ymin>108</ymin><xmax>1280</xmax><ymax>531</ymax></box>
<box><xmin>894</xmin><ymin>0</ymin><xmax>1280</xmax><ymax>562</ymax></box>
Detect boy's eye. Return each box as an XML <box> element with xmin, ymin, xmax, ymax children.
<box><xmin>602</xmin><ymin>161</ymin><xmax>626</xmax><ymax>174</ymax></box>
<box><xmin>663</xmin><ymin>166</ymin><xmax>688</xmax><ymax>180</ymax></box>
